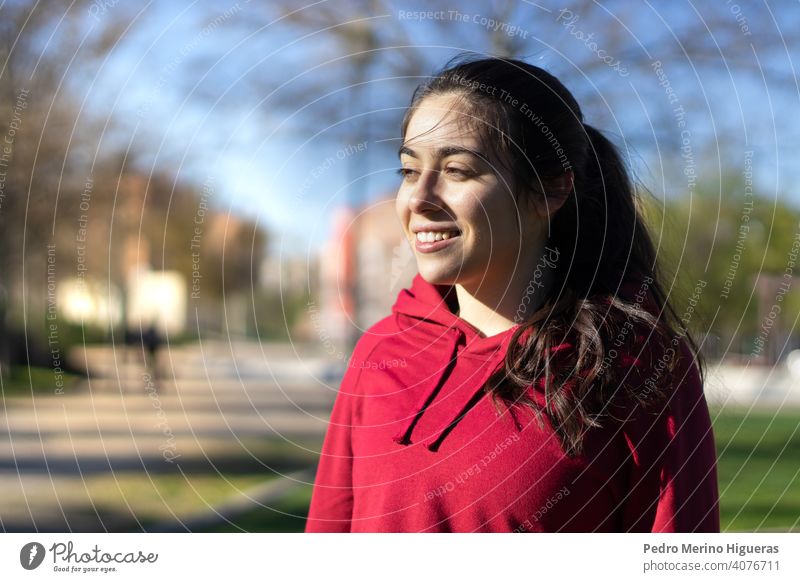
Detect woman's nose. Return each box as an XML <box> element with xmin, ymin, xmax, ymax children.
<box><xmin>408</xmin><ymin>169</ymin><xmax>444</xmax><ymax>214</ymax></box>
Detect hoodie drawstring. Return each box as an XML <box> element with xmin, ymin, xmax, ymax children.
<box><xmin>392</xmin><ymin>329</ymin><xmax>462</xmax><ymax>446</ymax></box>
<box><xmin>423</xmin><ymin>352</ymin><xmax>505</xmax><ymax>452</ymax></box>
<box><xmin>392</xmin><ymin>327</ymin><xmax>509</xmax><ymax>452</ymax></box>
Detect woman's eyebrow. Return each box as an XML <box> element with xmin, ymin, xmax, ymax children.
<box><xmin>398</xmin><ymin>145</ymin><xmax>487</xmax><ymax>161</ymax></box>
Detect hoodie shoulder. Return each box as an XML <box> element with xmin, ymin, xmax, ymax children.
<box><xmin>365</xmin><ymin>312</ymin><xmax>402</xmax><ymax>334</ymax></box>
<box><xmin>347</xmin><ymin>313</ymin><xmax>402</xmax><ymax>366</ymax></box>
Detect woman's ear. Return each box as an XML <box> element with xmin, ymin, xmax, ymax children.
<box><xmin>529</xmin><ymin>170</ymin><xmax>574</xmax><ymax>219</ymax></box>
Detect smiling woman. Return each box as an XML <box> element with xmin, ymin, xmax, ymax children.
<box><xmin>305</xmin><ymin>54</ymin><xmax>720</xmax><ymax>533</ymax></box>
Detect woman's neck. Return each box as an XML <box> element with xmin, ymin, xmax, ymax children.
<box><xmin>453</xmin><ymin>244</ymin><xmax>558</xmax><ymax>338</ymax></box>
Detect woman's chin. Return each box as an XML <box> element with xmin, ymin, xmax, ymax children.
<box><xmin>416</xmin><ymin>264</ymin><xmax>463</xmax><ymax>286</ymax></box>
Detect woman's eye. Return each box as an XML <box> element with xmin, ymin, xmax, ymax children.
<box><xmin>446</xmin><ymin>167</ymin><xmax>472</xmax><ymax>178</ymax></box>
<box><xmin>397</xmin><ymin>167</ymin><xmax>418</xmax><ymax>180</ymax></box>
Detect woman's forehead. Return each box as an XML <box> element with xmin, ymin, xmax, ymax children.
<box><xmin>404</xmin><ymin>96</ymin><xmax>483</xmax><ymax>152</ymax></box>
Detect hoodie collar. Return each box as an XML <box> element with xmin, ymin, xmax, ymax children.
<box><xmin>386</xmin><ymin>273</ymin><xmax>655</xmax><ymax>451</ymax></box>
<box><xmin>390</xmin><ymin>274</ymin><xmax>520</xmax><ymax>451</ymax></box>
<box><xmin>392</xmin><ymin>273</ymin><xmax>520</xmax><ymax>357</ymax></box>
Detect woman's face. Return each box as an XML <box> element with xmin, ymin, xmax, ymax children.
<box><xmin>396</xmin><ymin>93</ymin><xmax>544</xmax><ymax>290</ymax></box>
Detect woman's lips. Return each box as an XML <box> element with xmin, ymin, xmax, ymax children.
<box><xmin>414</xmin><ymin>233</ymin><xmax>461</xmax><ymax>254</ymax></box>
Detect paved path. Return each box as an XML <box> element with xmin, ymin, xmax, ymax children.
<box><xmin>0</xmin><ymin>341</ymin><xmax>342</xmax><ymax>532</ymax></box>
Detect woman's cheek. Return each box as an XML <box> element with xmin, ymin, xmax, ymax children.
<box><xmin>395</xmin><ymin>191</ymin><xmax>411</xmax><ymax>230</ymax></box>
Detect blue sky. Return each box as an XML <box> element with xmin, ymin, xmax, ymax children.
<box><xmin>75</xmin><ymin>1</ymin><xmax>800</xmax><ymax>258</ymax></box>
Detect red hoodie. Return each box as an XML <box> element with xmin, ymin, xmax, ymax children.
<box><xmin>305</xmin><ymin>274</ymin><xmax>720</xmax><ymax>532</ymax></box>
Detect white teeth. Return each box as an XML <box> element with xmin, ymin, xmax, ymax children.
<box><xmin>415</xmin><ymin>231</ymin><xmax>457</xmax><ymax>243</ymax></box>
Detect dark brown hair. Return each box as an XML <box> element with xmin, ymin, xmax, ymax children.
<box><xmin>400</xmin><ymin>54</ymin><xmax>705</xmax><ymax>456</ymax></box>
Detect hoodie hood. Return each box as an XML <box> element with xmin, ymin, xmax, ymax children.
<box><xmin>389</xmin><ymin>274</ymin><xmax>523</xmax><ymax>452</ymax></box>
<box><xmin>387</xmin><ymin>273</ymin><xmax>656</xmax><ymax>452</ymax></box>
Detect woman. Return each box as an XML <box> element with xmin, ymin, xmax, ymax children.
<box><xmin>305</xmin><ymin>55</ymin><xmax>719</xmax><ymax>532</ymax></box>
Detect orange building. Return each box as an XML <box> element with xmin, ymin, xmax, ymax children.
<box><xmin>317</xmin><ymin>196</ymin><xmax>417</xmax><ymax>350</ymax></box>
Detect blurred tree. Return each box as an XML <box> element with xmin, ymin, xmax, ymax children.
<box><xmin>184</xmin><ymin>0</ymin><xmax>799</xmax><ymax>150</ymax></box>
<box><xmin>0</xmin><ymin>1</ymin><xmax>137</xmax><ymax>370</ymax></box>
<box><xmin>135</xmin><ymin>171</ymin><xmax>268</xmax><ymax>298</ymax></box>
<box><xmin>0</xmin><ymin>2</ymin><xmax>271</xmax><ymax>368</ymax></box>
<box><xmin>179</xmin><ymin>0</ymin><xmax>799</xmax><ymax>342</ymax></box>
<box><xmin>644</xmin><ymin>173</ymin><xmax>800</xmax><ymax>360</ymax></box>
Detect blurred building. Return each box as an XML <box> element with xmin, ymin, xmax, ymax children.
<box><xmin>353</xmin><ymin>197</ymin><xmax>417</xmax><ymax>327</ymax></box>
<box><xmin>315</xmin><ymin>196</ymin><xmax>417</xmax><ymax>351</ymax></box>
<box><xmin>314</xmin><ymin>206</ymin><xmax>355</xmax><ymax>348</ymax></box>
<box><xmin>261</xmin><ymin>250</ymin><xmax>318</xmax><ymax>294</ymax></box>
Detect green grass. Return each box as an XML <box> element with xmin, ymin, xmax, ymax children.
<box><xmin>712</xmin><ymin>407</ymin><xmax>800</xmax><ymax>532</ymax></box>
<box><xmin>0</xmin><ymin>365</ymin><xmax>82</xmax><ymax>397</ymax></box>
<box><xmin>194</xmin><ymin>483</ymin><xmax>313</xmax><ymax>532</ymax></box>
<box><xmin>85</xmin><ymin>472</ymin><xmax>271</xmax><ymax>525</ymax></box>
<box><xmin>46</xmin><ymin>470</ymin><xmax>314</xmax><ymax>532</ymax></box>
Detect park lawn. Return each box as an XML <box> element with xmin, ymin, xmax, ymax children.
<box><xmin>78</xmin><ymin>472</ymin><xmax>271</xmax><ymax>530</ymax></box>
<box><xmin>76</xmin><ymin>409</ymin><xmax>800</xmax><ymax>532</ymax></box>
<box><xmin>712</xmin><ymin>406</ymin><xmax>800</xmax><ymax>532</ymax></box>
<box><xmin>193</xmin><ymin>482</ymin><xmax>312</xmax><ymax>532</ymax></box>
<box><xmin>39</xmin><ymin>437</ymin><xmax>321</xmax><ymax>531</ymax></box>
<box><xmin>1</xmin><ymin>365</ymin><xmax>82</xmax><ymax>397</ymax></box>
